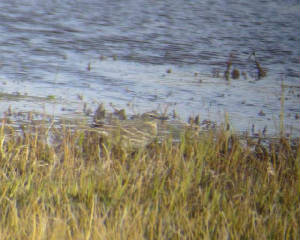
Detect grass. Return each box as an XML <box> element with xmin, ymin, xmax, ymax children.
<box><xmin>0</xmin><ymin>118</ymin><xmax>299</xmax><ymax>239</ymax></box>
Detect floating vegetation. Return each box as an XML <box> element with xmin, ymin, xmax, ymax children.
<box><xmin>46</xmin><ymin>95</ymin><xmax>56</xmax><ymax>100</ymax></box>
<box><xmin>0</xmin><ymin>92</ymin><xmax>25</xmax><ymax>100</ymax></box>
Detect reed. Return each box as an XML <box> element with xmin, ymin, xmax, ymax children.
<box><xmin>0</xmin><ymin>119</ymin><xmax>298</xmax><ymax>239</ymax></box>
<box><xmin>280</xmin><ymin>79</ymin><xmax>285</xmax><ymax>137</ymax></box>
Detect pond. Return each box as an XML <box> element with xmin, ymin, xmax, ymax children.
<box><xmin>0</xmin><ymin>0</ymin><xmax>299</xmax><ymax>136</ymax></box>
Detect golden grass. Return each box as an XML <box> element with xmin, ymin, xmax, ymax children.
<box><xmin>0</xmin><ymin>120</ymin><xmax>299</xmax><ymax>239</ymax></box>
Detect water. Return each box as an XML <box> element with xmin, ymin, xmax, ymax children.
<box><xmin>0</xmin><ymin>0</ymin><xmax>299</xmax><ymax>136</ymax></box>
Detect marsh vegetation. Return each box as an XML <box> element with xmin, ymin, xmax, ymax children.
<box><xmin>0</xmin><ymin>116</ymin><xmax>298</xmax><ymax>239</ymax></box>
<box><xmin>0</xmin><ymin>0</ymin><xmax>299</xmax><ymax>238</ymax></box>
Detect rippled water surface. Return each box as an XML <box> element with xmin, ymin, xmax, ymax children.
<box><xmin>0</xmin><ymin>0</ymin><xmax>299</xmax><ymax>135</ymax></box>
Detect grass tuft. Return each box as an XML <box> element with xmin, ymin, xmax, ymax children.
<box><xmin>0</xmin><ymin>121</ymin><xmax>298</xmax><ymax>239</ymax></box>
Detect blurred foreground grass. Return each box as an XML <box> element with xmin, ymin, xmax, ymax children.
<box><xmin>0</xmin><ymin>119</ymin><xmax>299</xmax><ymax>240</ymax></box>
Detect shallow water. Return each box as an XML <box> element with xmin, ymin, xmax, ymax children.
<box><xmin>0</xmin><ymin>0</ymin><xmax>299</xmax><ymax>136</ymax></box>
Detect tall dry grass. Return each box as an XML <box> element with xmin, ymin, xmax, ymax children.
<box><xmin>0</xmin><ymin>120</ymin><xmax>299</xmax><ymax>239</ymax></box>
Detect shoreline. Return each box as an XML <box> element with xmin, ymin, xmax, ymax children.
<box><xmin>1</xmin><ymin>101</ymin><xmax>299</xmax><ymax>141</ymax></box>
<box><xmin>0</xmin><ymin>111</ymin><xmax>298</xmax><ymax>239</ymax></box>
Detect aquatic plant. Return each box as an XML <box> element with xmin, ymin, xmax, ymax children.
<box><xmin>93</xmin><ymin>103</ymin><xmax>106</xmax><ymax>125</ymax></box>
<box><xmin>87</xmin><ymin>62</ymin><xmax>92</xmax><ymax>71</ymax></box>
<box><xmin>46</xmin><ymin>95</ymin><xmax>56</xmax><ymax>100</ymax></box>
<box><xmin>250</xmin><ymin>51</ymin><xmax>267</xmax><ymax>79</ymax></box>
<box><xmin>114</xmin><ymin>108</ymin><xmax>127</xmax><ymax>120</ymax></box>
<box><xmin>224</xmin><ymin>53</ymin><xmax>233</xmax><ymax>81</ymax></box>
